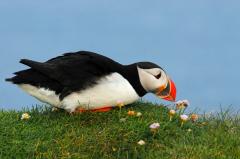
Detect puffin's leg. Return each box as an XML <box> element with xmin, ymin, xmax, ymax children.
<box><xmin>73</xmin><ymin>107</ymin><xmax>86</xmax><ymax>113</ymax></box>
<box><xmin>72</xmin><ymin>106</ymin><xmax>113</xmax><ymax>113</ymax></box>
<box><xmin>91</xmin><ymin>106</ymin><xmax>113</xmax><ymax>112</ymax></box>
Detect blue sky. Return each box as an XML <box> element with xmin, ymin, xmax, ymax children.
<box><xmin>0</xmin><ymin>1</ymin><xmax>240</xmax><ymax>112</ymax></box>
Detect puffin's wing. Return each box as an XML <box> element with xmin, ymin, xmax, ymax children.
<box><xmin>18</xmin><ymin>51</ymin><xmax>122</xmax><ymax>98</ymax></box>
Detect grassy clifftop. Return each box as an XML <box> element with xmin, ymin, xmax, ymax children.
<box><xmin>0</xmin><ymin>102</ymin><xmax>239</xmax><ymax>159</ymax></box>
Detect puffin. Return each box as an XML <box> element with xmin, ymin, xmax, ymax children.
<box><xmin>6</xmin><ymin>51</ymin><xmax>176</xmax><ymax>113</ymax></box>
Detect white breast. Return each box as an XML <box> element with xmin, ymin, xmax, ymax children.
<box><xmin>18</xmin><ymin>73</ymin><xmax>140</xmax><ymax>112</ymax></box>
<box><xmin>61</xmin><ymin>73</ymin><xmax>140</xmax><ymax>112</ymax></box>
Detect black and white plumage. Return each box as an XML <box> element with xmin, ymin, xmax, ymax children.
<box><xmin>6</xmin><ymin>51</ymin><xmax>176</xmax><ymax>112</ymax></box>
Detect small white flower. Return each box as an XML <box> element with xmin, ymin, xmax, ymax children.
<box><xmin>112</xmin><ymin>147</ymin><xmax>117</xmax><ymax>151</ymax></box>
<box><xmin>182</xmin><ymin>100</ymin><xmax>190</xmax><ymax>106</ymax></box>
<box><xmin>169</xmin><ymin>109</ymin><xmax>176</xmax><ymax>121</ymax></box>
<box><xmin>169</xmin><ymin>109</ymin><xmax>176</xmax><ymax>116</ymax></box>
<box><xmin>149</xmin><ymin>122</ymin><xmax>160</xmax><ymax>129</ymax></box>
<box><xmin>175</xmin><ymin>100</ymin><xmax>183</xmax><ymax>105</ymax></box>
<box><xmin>21</xmin><ymin>113</ymin><xmax>31</xmax><ymax>120</ymax></box>
<box><xmin>116</xmin><ymin>99</ymin><xmax>124</xmax><ymax>108</ymax></box>
<box><xmin>180</xmin><ymin>114</ymin><xmax>189</xmax><ymax>122</ymax></box>
<box><xmin>187</xmin><ymin>128</ymin><xmax>192</xmax><ymax>132</ymax></box>
<box><xmin>136</xmin><ymin>112</ymin><xmax>142</xmax><ymax>117</ymax></box>
<box><xmin>175</xmin><ymin>100</ymin><xmax>184</xmax><ymax>109</ymax></box>
<box><xmin>119</xmin><ymin>118</ymin><xmax>127</xmax><ymax>122</ymax></box>
<box><xmin>51</xmin><ymin>107</ymin><xmax>59</xmax><ymax>112</ymax></box>
<box><xmin>137</xmin><ymin>140</ymin><xmax>146</xmax><ymax>145</ymax></box>
<box><xmin>175</xmin><ymin>99</ymin><xmax>190</xmax><ymax>109</ymax></box>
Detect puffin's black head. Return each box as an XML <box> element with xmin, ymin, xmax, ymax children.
<box><xmin>136</xmin><ymin>62</ymin><xmax>176</xmax><ymax>102</ymax></box>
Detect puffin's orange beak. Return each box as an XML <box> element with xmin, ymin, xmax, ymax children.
<box><xmin>155</xmin><ymin>79</ymin><xmax>176</xmax><ymax>102</ymax></box>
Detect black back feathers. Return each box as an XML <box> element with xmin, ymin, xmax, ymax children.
<box><xmin>6</xmin><ymin>51</ymin><xmax>149</xmax><ymax>99</ymax></box>
<box><xmin>7</xmin><ymin>51</ymin><xmax>123</xmax><ymax>99</ymax></box>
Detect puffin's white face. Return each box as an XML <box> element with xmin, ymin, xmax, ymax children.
<box><xmin>137</xmin><ymin>67</ymin><xmax>168</xmax><ymax>92</ymax></box>
<box><xmin>137</xmin><ymin>67</ymin><xmax>176</xmax><ymax>102</ymax></box>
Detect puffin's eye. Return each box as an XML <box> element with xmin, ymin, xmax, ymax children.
<box><xmin>154</xmin><ymin>72</ymin><xmax>161</xmax><ymax>79</ymax></box>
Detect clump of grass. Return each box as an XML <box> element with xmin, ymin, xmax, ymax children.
<box><xmin>0</xmin><ymin>101</ymin><xmax>239</xmax><ymax>159</ymax></box>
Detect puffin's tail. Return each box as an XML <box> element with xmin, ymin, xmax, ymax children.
<box><xmin>6</xmin><ymin>58</ymin><xmax>59</xmax><ymax>86</ymax></box>
<box><xmin>5</xmin><ymin>77</ymin><xmax>13</xmax><ymax>82</ymax></box>
<box><xmin>5</xmin><ymin>59</ymin><xmax>38</xmax><ymax>83</ymax></box>
<box><xmin>20</xmin><ymin>59</ymin><xmax>42</xmax><ymax>68</ymax></box>
<box><xmin>6</xmin><ymin>59</ymin><xmax>49</xmax><ymax>84</ymax></box>
<box><xmin>5</xmin><ymin>69</ymin><xmax>32</xmax><ymax>84</ymax></box>
<box><xmin>19</xmin><ymin>59</ymin><xmax>55</xmax><ymax>77</ymax></box>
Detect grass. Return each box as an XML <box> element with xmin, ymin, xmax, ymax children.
<box><xmin>0</xmin><ymin>101</ymin><xmax>239</xmax><ymax>159</ymax></box>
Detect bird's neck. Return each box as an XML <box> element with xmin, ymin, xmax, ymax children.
<box><xmin>121</xmin><ymin>64</ymin><xmax>147</xmax><ymax>97</ymax></box>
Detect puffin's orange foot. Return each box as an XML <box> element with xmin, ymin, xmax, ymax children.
<box><xmin>74</xmin><ymin>107</ymin><xmax>87</xmax><ymax>113</ymax></box>
<box><xmin>73</xmin><ymin>106</ymin><xmax>113</xmax><ymax>113</ymax></box>
<box><xmin>91</xmin><ymin>106</ymin><xmax>113</xmax><ymax>112</ymax></box>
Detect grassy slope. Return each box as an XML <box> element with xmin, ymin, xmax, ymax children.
<box><xmin>0</xmin><ymin>102</ymin><xmax>239</xmax><ymax>159</ymax></box>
